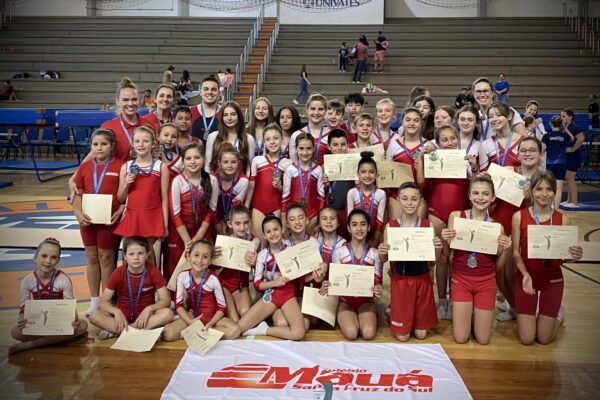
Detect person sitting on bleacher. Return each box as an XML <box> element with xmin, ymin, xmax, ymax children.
<box><xmin>0</xmin><ymin>80</ymin><xmax>18</xmax><ymax>101</ymax></box>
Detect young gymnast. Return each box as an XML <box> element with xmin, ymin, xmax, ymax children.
<box><xmin>114</xmin><ymin>126</ymin><xmax>169</xmax><ymax>266</ymax></box>
<box><xmin>379</xmin><ymin>182</ymin><xmax>442</xmax><ymax>341</ymax></box>
<box><xmin>73</xmin><ymin>129</ymin><xmax>125</xmax><ymax>315</ymax></box>
<box><xmin>441</xmin><ymin>175</ymin><xmax>512</xmax><ymax>345</ymax></box>
<box><xmin>141</xmin><ymin>84</ymin><xmax>174</xmax><ymax>134</ymax></box>
<box><xmin>412</xmin><ymin>95</ymin><xmax>436</xmax><ymax>140</ymax></box>
<box><xmin>433</xmin><ymin>105</ymin><xmax>456</xmax><ymax>128</ymax></box>
<box><xmin>275</xmin><ymin>105</ymin><xmax>302</xmax><ymax>158</ymax></box>
<box><xmin>281</xmin><ymin>133</ymin><xmax>325</xmax><ymax>234</ymax></box>
<box><xmin>343</xmin><ymin>92</ymin><xmax>365</xmax><ymax>138</ymax></box>
<box><xmin>246</xmin><ymin>97</ymin><xmax>274</xmax><ymax>156</ymax></box>
<box><xmin>314</xmin><ymin>207</ymin><xmax>348</xmax><ymax>265</ymax></box>
<box><xmin>542</xmin><ymin>115</ymin><xmax>573</xmax><ymax>209</ymax></box>
<box><xmin>213</xmin><ymin>147</ymin><xmax>249</xmax><ymax>235</ymax></box>
<box><xmin>346</xmin><ymin>151</ymin><xmax>386</xmax><ymax>246</ymax></box>
<box><xmin>173</xmin><ymin>106</ymin><xmax>200</xmax><ymax>152</ymax></box>
<box><xmin>89</xmin><ymin>237</ymin><xmax>173</xmax><ymax>339</ymax></box>
<box><xmin>246</xmin><ymin>123</ymin><xmax>292</xmax><ymax>241</ymax></box>
<box><xmin>162</xmin><ymin>240</ymin><xmax>241</xmax><ymax>341</ymax></box>
<box><xmin>214</xmin><ymin>206</ymin><xmax>260</xmax><ymax>321</ymax></box>
<box><xmin>289</xmin><ymin>94</ymin><xmax>328</xmax><ymax>163</ymax></box>
<box><xmin>10</xmin><ymin>238</ymin><xmax>88</xmax><ymax>355</ymax></box>
<box><xmin>349</xmin><ymin>113</ymin><xmax>375</xmax><ymax>149</ymax></box>
<box><xmin>374</xmin><ymin>98</ymin><xmax>397</xmax><ymax>151</ymax></box>
<box><xmin>157</xmin><ymin>123</ymin><xmax>184</xmax><ymax>180</ymax></box>
<box><xmin>455</xmin><ymin>105</ymin><xmax>482</xmax><ymax>159</ymax></box>
<box><xmin>512</xmin><ymin>171</ymin><xmax>582</xmax><ymax>345</ymax></box>
<box><xmin>320</xmin><ymin>209</ymin><xmax>382</xmax><ymax>340</ymax></box>
<box><xmin>167</xmin><ymin>143</ymin><xmax>218</xmax><ymax>280</ymax></box>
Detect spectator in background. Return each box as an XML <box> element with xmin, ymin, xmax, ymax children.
<box><xmin>0</xmin><ymin>80</ymin><xmax>17</xmax><ymax>101</ymax></box>
<box><xmin>174</xmin><ymin>91</ymin><xmax>189</xmax><ymax>107</ymax></box>
<box><xmin>494</xmin><ymin>73</ymin><xmax>510</xmax><ymax>103</ymax></box>
<box><xmin>163</xmin><ymin>65</ymin><xmax>175</xmax><ymax>86</ymax></box>
<box><xmin>561</xmin><ymin>109</ymin><xmax>585</xmax><ymax>209</ymax></box>
<box><xmin>351</xmin><ymin>35</ymin><xmax>369</xmax><ymax>84</ymax></box>
<box><xmin>292</xmin><ymin>64</ymin><xmax>311</xmax><ymax>105</ymax></box>
<box><xmin>454</xmin><ymin>86</ymin><xmax>473</xmax><ymax>108</ymax></box>
<box><xmin>142</xmin><ymin>89</ymin><xmax>155</xmax><ymax>108</ymax></box>
<box><xmin>589</xmin><ymin>94</ymin><xmax>599</xmax><ymax>128</ymax></box>
<box><xmin>338</xmin><ymin>41</ymin><xmax>349</xmax><ymax>73</ymax></box>
<box><xmin>523</xmin><ymin>100</ymin><xmax>546</xmax><ymax>139</ymax></box>
<box><xmin>373</xmin><ymin>31</ymin><xmax>389</xmax><ymax>73</ymax></box>
<box><xmin>224</xmin><ymin>68</ymin><xmax>234</xmax><ymax>100</ymax></box>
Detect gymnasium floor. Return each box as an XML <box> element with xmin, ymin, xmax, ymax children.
<box><xmin>0</xmin><ymin>171</ymin><xmax>599</xmax><ymax>399</ymax></box>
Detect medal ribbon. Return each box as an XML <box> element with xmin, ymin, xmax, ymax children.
<box><xmin>494</xmin><ymin>131</ymin><xmax>514</xmax><ymax>167</ymax></box>
<box><xmin>219</xmin><ymin>175</ymin><xmax>235</xmax><ymax>219</ymax></box>
<box><xmin>297</xmin><ymin>163</ymin><xmax>312</xmax><ymax>204</ymax></box>
<box><xmin>319</xmin><ymin>233</ymin><xmax>338</xmax><ymax>264</ymax></box>
<box><xmin>359</xmin><ymin>187</ymin><xmax>376</xmax><ymax>220</ymax></box>
<box><xmin>93</xmin><ymin>157</ymin><xmax>112</xmax><ymax>194</ymax></box>
<box><xmin>401</xmin><ymin>136</ymin><xmax>424</xmax><ymax>164</ymax></box>
<box><xmin>126</xmin><ymin>267</ymin><xmax>147</xmax><ymax>322</ymax></box>
<box><xmin>189</xmin><ymin>270</ymin><xmax>208</xmax><ymax>317</ymax></box>
<box><xmin>35</xmin><ymin>270</ymin><xmax>56</xmax><ymax>300</ymax></box>
<box><xmin>201</xmin><ymin>104</ymin><xmax>216</xmax><ymax>134</ymax></box>
<box><xmin>349</xmin><ymin>242</ymin><xmax>368</xmax><ymax>265</ymax></box>
<box><xmin>187</xmin><ymin>173</ymin><xmax>203</xmax><ymax>222</ymax></box>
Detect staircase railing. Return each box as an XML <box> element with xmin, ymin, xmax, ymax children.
<box><xmin>251</xmin><ymin>21</ymin><xmax>280</xmax><ymax>109</ymax></box>
<box><xmin>0</xmin><ymin>2</ymin><xmax>15</xmax><ymax>30</ymax></box>
<box><xmin>564</xmin><ymin>6</ymin><xmax>600</xmax><ymax>60</ymax></box>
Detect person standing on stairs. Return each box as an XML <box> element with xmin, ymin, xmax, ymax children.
<box><xmin>293</xmin><ymin>65</ymin><xmax>311</xmax><ymax>105</ymax></box>
<box><xmin>352</xmin><ymin>35</ymin><xmax>369</xmax><ymax>84</ymax></box>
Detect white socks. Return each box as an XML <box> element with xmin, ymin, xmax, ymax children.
<box><xmin>243</xmin><ymin>321</ymin><xmax>269</xmax><ymax>337</ymax></box>
<box><xmin>85</xmin><ymin>297</ymin><xmax>100</xmax><ymax>316</ymax></box>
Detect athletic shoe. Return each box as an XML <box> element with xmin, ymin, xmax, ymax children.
<box><xmin>496</xmin><ymin>309</ymin><xmax>515</xmax><ymax>321</ymax></box>
<box><xmin>497</xmin><ymin>299</ymin><xmax>510</xmax><ymax>312</ymax></box>
<box><xmin>356</xmin><ymin>81</ymin><xmax>362</xmax><ymax>84</ymax></box>
<box><xmin>496</xmin><ymin>291</ymin><xmax>505</xmax><ymax>302</ymax></box>
<box><xmin>352</xmin><ymin>81</ymin><xmax>357</xmax><ymax>83</ymax></box>
<box><xmin>97</xmin><ymin>330</ymin><xmax>116</xmax><ymax>340</ymax></box>
<box><xmin>563</xmin><ymin>203</ymin><xmax>580</xmax><ymax>208</ymax></box>
<box><xmin>557</xmin><ymin>305</ymin><xmax>566</xmax><ymax>325</ymax></box>
<box><xmin>560</xmin><ymin>201</ymin><xmax>569</xmax><ymax>206</ymax></box>
<box><xmin>437</xmin><ymin>298</ymin><xmax>448</xmax><ymax>320</ymax></box>
<box><xmin>292</xmin><ymin>99</ymin><xmax>299</xmax><ymax>105</ymax></box>
<box><xmin>444</xmin><ymin>300</ymin><xmax>453</xmax><ymax>320</ymax></box>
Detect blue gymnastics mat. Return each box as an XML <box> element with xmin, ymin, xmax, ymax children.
<box><xmin>0</xmin><ymin>160</ymin><xmax>78</xmax><ymax>171</ymax></box>
<box><xmin>560</xmin><ymin>191</ymin><xmax>600</xmax><ymax>211</ymax></box>
<box><xmin>0</xmin><ymin>181</ymin><xmax>13</xmax><ymax>189</ymax></box>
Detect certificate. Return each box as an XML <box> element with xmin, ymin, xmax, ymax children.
<box><xmin>301</xmin><ymin>286</ymin><xmax>339</xmax><ymax>327</ymax></box>
<box><xmin>347</xmin><ymin>144</ymin><xmax>385</xmax><ymax>160</ymax></box>
<box><xmin>110</xmin><ymin>327</ymin><xmax>164</xmax><ymax>352</ymax></box>
<box><xmin>528</xmin><ymin>225</ymin><xmax>578</xmax><ymax>259</ymax></box>
<box><xmin>22</xmin><ymin>299</ymin><xmax>76</xmax><ymax>336</ymax></box>
<box><xmin>387</xmin><ymin>227</ymin><xmax>436</xmax><ymax>261</ymax></box>
<box><xmin>275</xmin><ymin>240</ymin><xmax>323</xmax><ymax>281</ymax></box>
<box><xmin>579</xmin><ymin>241</ymin><xmax>600</xmax><ymax>262</ymax></box>
<box><xmin>213</xmin><ymin>235</ymin><xmax>254</xmax><ymax>272</ymax></box>
<box><xmin>181</xmin><ymin>320</ymin><xmax>224</xmax><ymax>356</ymax></box>
<box><xmin>82</xmin><ymin>194</ymin><xmax>113</xmax><ymax>224</ymax></box>
<box><xmin>323</xmin><ymin>153</ymin><xmax>361</xmax><ymax>181</ymax></box>
<box><xmin>328</xmin><ymin>263</ymin><xmax>374</xmax><ymax>297</ymax></box>
<box><xmin>487</xmin><ymin>163</ymin><xmax>526</xmax><ymax>207</ymax></box>
<box><xmin>167</xmin><ymin>252</ymin><xmax>189</xmax><ymax>291</ymax></box>
<box><xmin>424</xmin><ymin>149</ymin><xmax>467</xmax><ymax>179</ymax></box>
<box><xmin>450</xmin><ymin>217</ymin><xmax>501</xmax><ymax>255</ymax></box>
<box><xmin>376</xmin><ymin>161</ymin><xmax>414</xmax><ymax>189</ymax></box>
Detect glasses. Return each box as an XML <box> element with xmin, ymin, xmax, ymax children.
<box><xmin>474</xmin><ymin>89</ymin><xmax>492</xmax><ymax>95</ymax></box>
<box><xmin>519</xmin><ymin>148</ymin><xmax>539</xmax><ymax>154</ymax></box>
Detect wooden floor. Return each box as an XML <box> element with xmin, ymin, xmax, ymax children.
<box><xmin>1</xmin><ymin>171</ymin><xmax>600</xmax><ymax>399</ymax></box>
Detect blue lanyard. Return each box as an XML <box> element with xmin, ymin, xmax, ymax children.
<box><xmin>189</xmin><ymin>270</ymin><xmax>208</xmax><ymax>317</ymax></box>
<box><xmin>187</xmin><ymin>173</ymin><xmax>203</xmax><ymax>219</ymax></box>
<box><xmin>35</xmin><ymin>270</ymin><xmax>56</xmax><ymax>300</ymax></box>
<box><xmin>349</xmin><ymin>242</ymin><xmax>368</xmax><ymax>265</ymax></box>
<box><xmin>400</xmin><ymin>217</ymin><xmax>419</xmax><ymax>227</ymax></box>
<box><xmin>319</xmin><ymin>233</ymin><xmax>338</xmax><ymax>263</ymax></box>
<box><xmin>154</xmin><ymin>111</ymin><xmax>171</xmax><ymax>127</ymax></box>
<box><xmin>118</xmin><ymin>116</ymin><xmax>133</xmax><ymax>145</ymax></box>
<box><xmin>297</xmin><ymin>163</ymin><xmax>312</xmax><ymax>201</ymax></box>
<box><xmin>134</xmin><ymin>158</ymin><xmax>156</xmax><ymax>176</ymax></box>
<box><xmin>401</xmin><ymin>136</ymin><xmax>424</xmax><ymax>162</ymax></box>
<box><xmin>126</xmin><ymin>267</ymin><xmax>147</xmax><ymax>322</ymax></box>
<box><xmin>308</xmin><ymin>125</ymin><xmax>325</xmax><ymax>161</ymax></box>
<box><xmin>281</xmin><ymin>143</ymin><xmax>289</xmax><ymax>158</ymax></box>
<box><xmin>458</xmin><ymin>134</ymin><xmax>474</xmax><ymax>155</ymax></box>
<box><xmin>483</xmin><ymin>119</ymin><xmax>490</xmax><ymax>140</ymax></box>
<box><xmin>494</xmin><ymin>131</ymin><xmax>514</xmax><ymax>167</ymax></box>
<box><xmin>93</xmin><ymin>157</ymin><xmax>112</xmax><ymax>194</ymax></box>
<box><xmin>358</xmin><ymin>187</ymin><xmax>376</xmax><ymax>219</ymax></box>
<box><xmin>201</xmin><ymin>104</ymin><xmax>216</xmax><ymax>134</ymax></box>
<box><xmin>232</xmin><ymin>136</ymin><xmax>239</xmax><ymax>149</ymax></box>
<box><xmin>532</xmin><ymin>206</ymin><xmax>552</xmax><ymax>225</ymax></box>
<box><xmin>289</xmin><ymin>233</ymin><xmax>309</xmax><ymax>246</ymax></box>
<box><xmin>376</xmin><ymin>126</ymin><xmax>392</xmax><ymax>149</ymax></box>
<box><xmin>256</xmin><ymin>140</ymin><xmax>263</xmax><ymax>156</ymax></box>
<box><xmin>263</xmin><ymin>243</ymin><xmax>283</xmax><ymax>281</ymax></box>
<box><xmin>219</xmin><ymin>175</ymin><xmax>235</xmax><ymax>217</ymax></box>
<box><xmin>328</xmin><ymin>181</ymin><xmax>337</xmax><ymax>197</ymax></box>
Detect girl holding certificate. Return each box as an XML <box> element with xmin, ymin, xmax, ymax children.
<box><xmin>288</xmin><ymin>94</ymin><xmax>328</xmax><ymax>164</ymax></box>
<box><xmin>314</xmin><ymin>207</ymin><xmax>347</xmax><ymax>266</ymax></box>
<box><xmin>346</xmin><ymin>152</ymin><xmax>386</xmax><ymax>246</ymax></box>
<box><xmin>167</xmin><ymin>143</ymin><xmax>218</xmax><ymax>281</ymax></box>
<box><xmin>162</xmin><ymin>240</ymin><xmax>241</xmax><ymax>341</ymax></box>
<box><xmin>246</xmin><ymin>123</ymin><xmax>292</xmax><ymax>242</ymax></box>
<box><xmin>441</xmin><ymin>175</ymin><xmax>512</xmax><ymax>345</ymax></box>
<box><xmin>157</xmin><ymin>123</ymin><xmax>184</xmax><ymax>181</ymax></box>
<box><xmin>246</xmin><ymin>97</ymin><xmax>275</xmax><ymax>156</ymax></box>
<box><xmin>281</xmin><ymin>133</ymin><xmax>326</xmax><ymax>233</ymax></box>
<box><xmin>10</xmin><ymin>238</ymin><xmax>88</xmax><ymax>355</ymax></box>
<box><xmin>321</xmin><ymin>209</ymin><xmax>383</xmax><ymax>340</ymax></box>
<box><xmin>73</xmin><ymin>129</ymin><xmax>125</xmax><ymax>315</ymax></box>
<box><xmin>511</xmin><ymin>171</ymin><xmax>582</xmax><ymax>345</ymax></box>
<box><xmin>213</xmin><ymin>147</ymin><xmax>249</xmax><ymax>235</ymax></box>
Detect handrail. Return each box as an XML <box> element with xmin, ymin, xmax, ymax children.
<box><xmin>564</xmin><ymin>8</ymin><xmax>600</xmax><ymax>58</ymax></box>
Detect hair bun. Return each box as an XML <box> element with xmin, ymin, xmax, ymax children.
<box><xmin>45</xmin><ymin>237</ymin><xmax>60</xmax><ymax>244</ymax></box>
<box><xmin>359</xmin><ymin>151</ymin><xmax>374</xmax><ymax>159</ymax></box>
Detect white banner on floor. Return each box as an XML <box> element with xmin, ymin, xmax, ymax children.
<box><xmin>162</xmin><ymin>341</ymin><xmax>472</xmax><ymax>400</ymax></box>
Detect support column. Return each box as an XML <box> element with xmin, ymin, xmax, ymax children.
<box><xmin>179</xmin><ymin>0</ymin><xmax>189</xmax><ymax>17</ymax></box>
<box><xmin>478</xmin><ymin>0</ymin><xmax>487</xmax><ymax>18</ymax></box>
<box><xmin>86</xmin><ymin>0</ymin><xmax>97</xmax><ymax>17</ymax></box>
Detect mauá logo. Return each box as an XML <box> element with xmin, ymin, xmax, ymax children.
<box><xmin>302</xmin><ymin>0</ymin><xmax>363</xmax><ymax>8</ymax></box>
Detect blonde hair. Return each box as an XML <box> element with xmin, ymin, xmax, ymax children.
<box><xmin>133</xmin><ymin>126</ymin><xmax>157</xmax><ymax>149</ymax></box>
<box><xmin>376</xmin><ymin>98</ymin><xmax>396</xmax><ymax>110</ymax></box>
<box><xmin>115</xmin><ymin>76</ymin><xmax>138</xmax><ymax>111</ymax></box>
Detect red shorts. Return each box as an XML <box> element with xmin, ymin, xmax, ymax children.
<box><xmin>374</xmin><ymin>50</ymin><xmax>385</xmax><ymax>62</ymax></box>
<box><xmin>340</xmin><ymin>296</ymin><xmax>372</xmax><ymax>310</ymax></box>
<box><xmin>80</xmin><ymin>224</ymin><xmax>118</xmax><ymax>250</ymax></box>
<box><xmin>390</xmin><ymin>273</ymin><xmax>438</xmax><ymax>336</ymax></box>
<box><xmin>515</xmin><ymin>269</ymin><xmax>563</xmax><ymax>318</ymax></box>
<box><xmin>219</xmin><ymin>268</ymin><xmax>250</xmax><ymax>293</ymax></box>
<box><xmin>451</xmin><ymin>271</ymin><xmax>496</xmax><ymax>311</ymax></box>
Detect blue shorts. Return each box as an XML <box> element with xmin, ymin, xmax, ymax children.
<box><xmin>566</xmin><ymin>150</ymin><xmax>582</xmax><ymax>172</ymax></box>
<box><xmin>547</xmin><ymin>163</ymin><xmax>566</xmax><ymax>180</ymax></box>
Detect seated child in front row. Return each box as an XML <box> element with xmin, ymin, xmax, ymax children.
<box><xmin>162</xmin><ymin>240</ymin><xmax>241</xmax><ymax>341</ymax></box>
<box><xmin>89</xmin><ymin>237</ymin><xmax>173</xmax><ymax>339</ymax></box>
<box><xmin>10</xmin><ymin>238</ymin><xmax>88</xmax><ymax>355</ymax></box>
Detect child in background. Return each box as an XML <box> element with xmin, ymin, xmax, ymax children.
<box><xmin>10</xmin><ymin>238</ymin><xmax>88</xmax><ymax>355</ymax></box>
<box><xmin>246</xmin><ymin>97</ymin><xmax>275</xmax><ymax>156</ymax></box>
<box><xmin>89</xmin><ymin>237</ymin><xmax>173</xmax><ymax>339</ymax></box>
<box><xmin>73</xmin><ymin>129</ymin><xmax>125</xmax><ymax>315</ymax></box>
<box><xmin>374</xmin><ymin>98</ymin><xmax>397</xmax><ymax>152</ymax></box>
<box><xmin>115</xmin><ymin>126</ymin><xmax>169</xmax><ymax>266</ymax></box>
<box><xmin>379</xmin><ymin>183</ymin><xmax>441</xmax><ymax>342</ymax></box>
<box><xmin>214</xmin><ymin>206</ymin><xmax>260</xmax><ymax>321</ymax></box>
<box><xmin>343</xmin><ymin>92</ymin><xmax>364</xmax><ymax>141</ymax></box>
<box><xmin>275</xmin><ymin>105</ymin><xmax>302</xmax><ymax>158</ymax></box>
<box><xmin>157</xmin><ymin>123</ymin><xmax>183</xmax><ymax>180</ymax></box>
<box><xmin>289</xmin><ymin>94</ymin><xmax>328</xmax><ymax>163</ymax></box>
<box><xmin>213</xmin><ymin>147</ymin><xmax>249</xmax><ymax>235</ymax></box>
<box><xmin>338</xmin><ymin>42</ymin><xmax>349</xmax><ymax>73</ymax></box>
<box><xmin>162</xmin><ymin>240</ymin><xmax>241</xmax><ymax>341</ymax></box>
<box><xmin>542</xmin><ymin>116</ymin><xmax>573</xmax><ymax>209</ymax></box>
<box><xmin>413</xmin><ymin>95</ymin><xmax>436</xmax><ymax>140</ymax></box>
<box><xmin>317</xmin><ymin>99</ymin><xmax>346</xmax><ymax>164</ymax></box>
<box><xmin>349</xmin><ymin>113</ymin><xmax>375</xmax><ymax>149</ymax></box>
<box><xmin>173</xmin><ymin>106</ymin><xmax>200</xmax><ymax>152</ymax></box>
<box><xmin>434</xmin><ymin>106</ymin><xmax>456</xmax><ymax>129</ymax></box>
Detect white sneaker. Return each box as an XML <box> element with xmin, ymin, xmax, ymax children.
<box><xmin>560</xmin><ymin>201</ymin><xmax>569</xmax><ymax>206</ymax></box>
<box><xmin>557</xmin><ymin>305</ymin><xmax>566</xmax><ymax>325</ymax></box>
<box><xmin>437</xmin><ymin>298</ymin><xmax>448</xmax><ymax>320</ymax></box>
<box><xmin>444</xmin><ymin>300</ymin><xmax>453</xmax><ymax>320</ymax></box>
<box><xmin>98</xmin><ymin>330</ymin><xmax>116</xmax><ymax>340</ymax></box>
<box><xmin>563</xmin><ymin>203</ymin><xmax>580</xmax><ymax>209</ymax></box>
<box><xmin>496</xmin><ymin>309</ymin><xmax>515</xmax><ymax>321</ymax></box>
<box><xmin>497</xmin><ymin>299</ymin><xmax>510</xmax><ymax>312</ymax></box>
<box><xmin>85</xmin><ymin>297</ymin><xmax>100</xmax><ymax>316</ymax></box>
<box><xmin>292</xmin><ymin>99</ymin><xmax>299</xmax><ymax>105</ymax></box>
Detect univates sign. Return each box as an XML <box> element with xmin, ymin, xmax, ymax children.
<box><xmin>301</xmin><ymin>0</ymin><xmax>363</xmax><ymax>7</ymax></box>
<box><xmin>280</xmin><ymin>0</ymin><xmax>384</xmax><ymax>24</ymax></box>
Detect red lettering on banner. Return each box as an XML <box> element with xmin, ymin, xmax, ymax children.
<box><xmin>258</xmin><ymin>366</ymin><xmax>319</xmax><ymax>387</ymax></box>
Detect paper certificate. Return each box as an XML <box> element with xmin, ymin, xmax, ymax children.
<box><xmin>528</xmin><ymin>225</ymin><xmax>578</xmax><ymax>259</ymax></box>
<box><xmin>181</xmin><ymin>320</ymin><xmax>224</xmax><ymax>356</ymax></box>
<box><xmin>450</xmin><ymin>217</ymin><xmax>501</xmax><ymax>255</ymax></box>
<box><xmin>387</xmin><ymin>227</ymin><xmax>436</xmax><ymax>261</ymax></box>
<box><xmin>487</xmin><ymin>163</ymin><xmax>526</xmax><ymax>207</ymax></box>
<box><xmin>579</xmin><ymin>241</ymin><xmax>600</xmax><ymax>262</ymax></box>
<box><xmin>348</xmin><ymin>144</ymin><xmax>385</xmax><ymax>160</ymax></box>
<box><xmin>323</xmin><ymin>153</ymin><xmax>361</xmax><ymax>181</ymax></box>
<box><xmin>376</xmin><ymin>161</ymin><xmax>414</xmax><ymax>189</ymax></box>
<box><xmin>110</xmin><ymin>327</ymin><xmax>164</xmax><ymax>352</ymax></box>
<box><xmin>167</xmin><ymin>253</ymin><xmax>190</xmax><ymax>291</ymax></box>
<box><xmin>212</xmin><ymin>235</ymin><xmax>254</xmax><ymax>272</ymax></box>
<box><xmin>424</xmin><ymin>149</ymin><xmax>467</xmax><ymax>179</ymax></box>
<box><xmin>328</xmin><ymin>263</ymin><xmax>374</xmax><ymax>297</ymax></box>
<box><xmin>301</xmin><ymin>286</ymin><xmax>339</xmax><ymax>327</ymax></box>
<box><xmin>275</xmin><ymin>240</ymin><xmax>323</xmax><ymax>281</ymax></box>
<box><xmin>82</xmin><ymin>194</ymin><xmax>113</xmax><ymax>224</ymax></box>
<box><xmin>22</xmin><ymin>299</ymin><xmax>76</xmax><ymax>336</ymax></box>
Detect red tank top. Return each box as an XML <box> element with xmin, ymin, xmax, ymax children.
<box><xmin>519</xmin><ymin>208</ymin><xmax>563</xmax><ymax>272</ymax></box>
<box><xmin>452</xmin><ymin>211</ymin><xmax>496</xmax><ymax>276</ymax></box>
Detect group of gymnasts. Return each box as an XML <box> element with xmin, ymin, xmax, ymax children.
<box><xmin>9</xmin><ymin>74</ymin><xmax>584</xmax><ymax>355</ymax></box>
